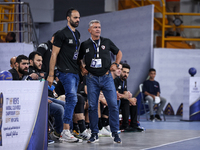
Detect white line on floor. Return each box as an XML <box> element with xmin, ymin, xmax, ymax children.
<box><xmin>141</xmin><ymin>136</ymin><xmax>200</xmax><ymax>150</ymax></box>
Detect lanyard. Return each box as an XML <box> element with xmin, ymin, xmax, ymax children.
<box><xmin>121</xmin><ymin>80</ymin><xmax>125</xmax><ymax>92</ymax></box>
<box><xmin>90</xmin><ymin>37</ymin><xmax>100</xmax><ymax>58</ymax></box>
<box><xmin>67</xmin><ymin>26</ymin><xmax>78</xmax><ymax>51</ymax></box>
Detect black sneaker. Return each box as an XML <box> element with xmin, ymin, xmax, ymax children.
<box><xmin>124</xmin><ymin>126</ymin><xmax>136</xmax><ymax>132</ymax></box>
<box><xmin>87</xmin><ymin>133</ymin><xmax>99</xmax><ymax>143</ymax></box>
<box><xmin>150</xmin><ymin>115</ymin><xmax>155</xmax><ymax>122</ymax></box>
<box><xmin>112</xmin><ymin>132</ymin><xmax>121</xmax><ymax>143</ymax></box>
<box><xmin>155</xmin><ymin>114</ymin><xmax>162</xmax><ymax>121</ymax></box>
<box><xmin>124</xmin><ymin>126</ymin><xmax>144</xmax><ymax>132</ymax></box>
<box><xmin>135</xmin><ymin>127</ymin><xmax>145</xmax><ymax>132</ymax></box>
<box><xmin>50</xmin><ymin>131</ymin><xmax>61</xmax><ymax>143</ymax></box>
<box><xmin>48</xmin><ymin>139</ymin><xmax>55</xmax><ymax>145</ymax></box>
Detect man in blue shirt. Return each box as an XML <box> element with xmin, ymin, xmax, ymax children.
<box><xmin>143</xmin><ymin>68</ymin><xmax>167</xmax><ymax>121</ymax></box>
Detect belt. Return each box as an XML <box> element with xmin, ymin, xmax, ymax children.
<box><xmin>89</xmin><ymin>71</ymin><xmax>109</xmax><ymax>76</ymax></box>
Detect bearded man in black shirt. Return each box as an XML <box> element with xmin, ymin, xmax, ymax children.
<box><xmin>9</xmin><ymin>55</ymin><xmax>38</xmax><ymax>80</ymax></box>
<box><xmin>47</xmin><ymin>8</ymin><xmax>82</xmax><ymax>143</ymax></box>
<box><xmin>114</xmin><ymin>63</ymin><xmax>144</xmax><ymax>132</ymax></box>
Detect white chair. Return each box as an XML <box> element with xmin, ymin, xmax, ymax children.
<box><xmin>138</xmin><ymin>84</ymin><xmax>166</xmax><ymax>121</ymax></box>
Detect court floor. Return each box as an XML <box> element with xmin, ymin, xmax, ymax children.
<box><xmin>48</xmin><ymin>115</ymin><xmax>200</xmax><ymax>150</ymax></box>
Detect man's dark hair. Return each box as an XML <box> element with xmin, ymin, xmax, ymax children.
<box><xmin>29</xmin><ymin>51</ymin><xmax>42</xmax><ymax>61</ymax></box>
<box><xmin>149</xmin><ymin>68</ymin><xmax>156</xmax><ymax>73</ymax></box>
<box><xmin>66</xmin><ymin>8</ymin><xmax>78</xmax><ymax>18</ymax></box>
<box><xmin>16</xmin><ymin>55</ymin><xmax>28</xmax><ymax>64</ymax></box>
<box><xmin>122</xmin><ymin>63</ymin><xmax>130</xmax><ymax>70</ymax></box>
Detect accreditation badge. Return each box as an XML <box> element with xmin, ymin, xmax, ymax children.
<box><xmin>73</xmin><ymin>51</ymin><xmax>79</xmax><ymax>60</ymax></box>
<box><xmin>90</xmin><ymin>59</ymin><xmax>102</xmax><ymax>68</ymax></box>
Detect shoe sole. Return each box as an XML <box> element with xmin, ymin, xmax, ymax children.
<box><xmin>98</xmin><ymin>134</ymin><xmax>111</xmax><ymax>137</ymax></box>
<box><xmin>87</xmin><ymin>139</ymin><xmax>99</xmax><ymax>143</ymax></box>
<box><xmin>48</xmin><ymin>141</ymin><xmax>55</xmax><ymax>145</ymax></box>
<box><xmin>59</xmin><ymin>138</ymin><xmax>82</xmax><ymax>143</ymax></box>
<box><xmin>137</xmin><ymin>130</ymin><xmax>145</xmax><ymax>132</ymax></box>
<box><xmin>155</xmin><ymin>118</ymin><xmax>162</xmax><ymax>121</ymax></box>
<box><xmin>113</xmin><ymin>141</ymin><xmax>122</xmax><ymax>144</ymax></box>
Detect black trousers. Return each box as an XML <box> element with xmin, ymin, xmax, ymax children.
<box><xmin>120</xmin><ymin>99</ymin><xmax>138</xmax><ymax>129</ymax></box>
<box><xmin>74</xmin><ymin>94</ymin><xmax>85</xmax><ymax>113</ymax></box>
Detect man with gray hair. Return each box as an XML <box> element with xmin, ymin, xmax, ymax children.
<box><xmin>78</xmin><ymin>19</ymin><xmax>122</xmax><ymax>143</ymax></box>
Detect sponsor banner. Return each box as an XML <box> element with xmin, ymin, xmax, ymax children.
<box><xmin>0</xmin><ymin>81</ymin><xmax>48</xmax><ymax>150</ymax></box>
<box><xmin>189</xmin><ymin>77</ymin><xmax>200</xmax><ymax>121</ymax></box>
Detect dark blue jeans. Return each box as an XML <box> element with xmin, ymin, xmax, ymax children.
<box><xmin>48</xmin><ymin>97</ymin><xmax>65</xmax><ymax>134</ymax></box>
<box><xmin>58</xmin><ymin>71</ymin><xmax>79</xmax><ymax>124</ymax></box>
<box><xmin>86</xmin><ymin>72</ymin><xmax>119</xmax><ymax>133</ymax></box>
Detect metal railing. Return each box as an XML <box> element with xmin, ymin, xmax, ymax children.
<box><xmin>160</xmin><ymin>0</ymin><xmax>200</xmax><ymax>47</ymax></box>
<box><xmin>0</xmin><ymin>2</ymin><xmax>38</xmax><ymax>49</ymax></box>
<box><xmin>119</xmin><ymin>0</ymin><xmax>200</xmax><ymax>48</ymax></box>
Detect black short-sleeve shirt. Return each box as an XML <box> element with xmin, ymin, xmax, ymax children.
<box><xmin>114</xmin><ymin>77</ymin><xmax>127</xmax><ymax>94</ymax></box>
<box><xmin>78</xmin><ymin>37</ymin><xmax>119</xmax><ymax>76</ymax></box>
<box><xmin>37</xmin><ymin>40</ymin><xmax>52</xmax><ymax>77</ymax></box>
<box><xmin>53</xmin><ymin>26</ymin><xmax>80</xmax><ymax>74</ymax></box>
<box><xmin>143</xmin><ymin>80</ymin><xmax>160</xmax><ymax>96</ymax></box>
<box><xmin>9</xmin><ymin>68</ymin><xmax>20</xmax><ymax>80</ymax></box>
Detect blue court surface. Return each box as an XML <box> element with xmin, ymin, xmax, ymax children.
<box><xmin>48</xmin><ymin>115</ymin><xmax>200</xmax><ymax>150</ymax></box>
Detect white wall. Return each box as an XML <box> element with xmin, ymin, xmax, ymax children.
<box><xmin>0</xmin><ymin>43</ymin><xmax>34</xmax><ymax>72</ymax></box>
<box><xmin>154</xmin><ymin>48</ymin><xmax>200</xmax><ymax>115</ymax></box>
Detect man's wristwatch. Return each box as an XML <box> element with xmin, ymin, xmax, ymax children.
<box><xmin>113</xmin><ymin>62</ymin><xmax>119</xmax><ymax>68</ymax></box>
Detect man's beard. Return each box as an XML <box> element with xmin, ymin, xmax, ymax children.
<box><xmin>121</xmin><ymin>75</ymin><xmax>127</xmax><ymax>81</ymax></box>
<box><xmin>33</xmin><ymin>62</ymin><xmax>40</xmax><ymax>71</ymax></box>
<box><xmin>70</xmin><ymin>19</ymin><xmax>79</xmax><ymax>28</ymax></box>
<box><xmin>18</xmin><ymin>66</ymin><xmax>28</xmax><ymax>75</ymax></box>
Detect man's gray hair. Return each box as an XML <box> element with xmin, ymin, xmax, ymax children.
<box><xmin>88</xmin><ymin>20</ymin><xmax>101</xmax><ymax>28</ymax></box>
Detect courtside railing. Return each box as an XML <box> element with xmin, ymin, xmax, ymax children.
<box><xmin>0</xmin><ymin>2</ymin><xmax>38</xmax><ymax>49</ymax></box>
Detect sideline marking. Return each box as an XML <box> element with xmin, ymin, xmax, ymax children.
<box><xmin>141</xmin><ymin>136</ymin><xmax>200</xmax><ymax>150</ymax></box>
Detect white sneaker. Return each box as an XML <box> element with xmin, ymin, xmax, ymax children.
<box><xmin>104</xmin><ymin>125</ymin><xmax>111</xmax><ymax>132</ymax></box>
<box><xmin>99</xmin><ymin>127</ymin><xmax>111</xmax><ymax>137</ymax></box>
<box><xmin>60</xmin><ymin>130</ymin><xmax>82</xmax><ymax>143</ymax></box>
<box><xmin>79</xmin><ymin>129</ymin><xmax>91</xmax><ymax>140</ymax></box>
<box><xmin>87</xmin><ymin>128</ymin><xmax>91</xmax><ymax>134</ymax></box>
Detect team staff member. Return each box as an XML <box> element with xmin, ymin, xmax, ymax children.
<box><xmin>78</xmin><ymin>20</ymin><xmax>122</xmax><ymax>143</ymax></box>
<box><xmin>47</xmin><ymin>8</ymin><xmax>81</xmax><ymax>143</ymax></box>
<box><xmin>9</xmin><ymin>56</ymin><xmax>17</xmax><ymax>69</ymax></box>
<box><xmin>9</xmin><ymin>55</ymin><xmax>38</xmax><ymax>80</ymax></box>
<box><xmin>37</xmin><ymin>32</ymin><xmax>57</xmax><ymax>79</ymax></box>
<box><xmin>114</xmin><ymin>63</ymin><xmax>144</xmax><ymax>132</ymax></box>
